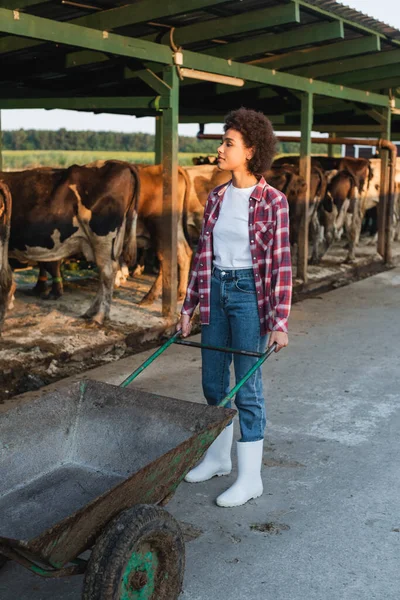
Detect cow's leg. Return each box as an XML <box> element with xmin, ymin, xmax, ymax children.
<box><xmin>44</xmin><ymin>261</ymin><xmax>63</xmax><ymax>299</ymax></box>
<box><xmin>115</xmin><ymin>259</ymin><xmax>130</xmax><ymax>288</ymax></box>
<box><xmin>140</xmin><ymin>238</ymin><xmax>192</xmax><ymax>305</ymax></box>
<box><xmin>81</xmin><ymin>232</ymin><xmax>121</xmax><ymax>324</ymax></box>
<box><xmin>0</xmin><ymin>266</ymin><xmax>14</xmax><ymax>335</ymax></box>
<box><xmin>32</xmin><ymin>263</ymin><xmax>49</xmax><ymax>297</ymax></box>
<box><xmin>309</xmin><ymin>211</ymin><xmax>322</xmax><ymax>265</ymax></box>
<box><xmin>344</xmin><ymin>198</ymin><xmax>362</xmax><ymax>263</ymax></box>
<box><xmin>139</xmin><ymin>250</ymin><xmax>163</xmax><ymax>305</ymax></box>
<box><xmin>82</xmin><ymin>256</ymin><xmax>118</xmax><ymax>324</ymax></box>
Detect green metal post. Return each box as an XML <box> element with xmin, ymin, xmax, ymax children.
<box><xmin>161</xmin><ymin>66</ymin><xmax>179</xmax><ymax>318</ymax></box>
<box><xmin>298</xmin><ymin>92</ymin><xmax>313</xmax><ymax>282</ymax></box>
<box><xmin>155</xmin><ymin>114</ymin><xmax>163</xmax><ymax>165</ymax></box>
<box><xmin>328</xmin><ymin>132</ymin><xmax>335</xmax><ymax>157</ymax></box>
<box><xmin>0</xmin><ymin>110</ymin><xmax>2</xmax><ymax>171</ymax></box>
<box><xmin>377</xmin><ymin>107</ymin><xmax>393</xmax><ymax>263</ymax></box>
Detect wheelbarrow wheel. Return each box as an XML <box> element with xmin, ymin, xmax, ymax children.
<box><xmin>82</xmin><ymin>504</ymin><xmax>185</xmax><ymax>600</ymax></box>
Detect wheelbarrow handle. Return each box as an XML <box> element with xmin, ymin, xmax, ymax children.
<box><xmin>120</xmin><ymin>330</ymin><xmax>278</xmax><ymax>395</ymax></box>
<box><xmin>119</xmin><ymin>331</ymin><xmax>181</xmax><ymax>388</ymax></box>
<box><xmin>217</xmin><ymin>342</ymin><xmax>277</xmax><ymax>408</ymax></box>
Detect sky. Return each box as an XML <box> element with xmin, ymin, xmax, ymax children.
<box><xmin>1</xmin><ymin>0</ymin><xmax>400</xmax><ymax>137</ymax></box>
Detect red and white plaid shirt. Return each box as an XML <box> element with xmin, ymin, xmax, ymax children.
<box><xmin>181</xmin><ymin>176</ymin><xmax>292</xmax><ymax>335</ymax></box>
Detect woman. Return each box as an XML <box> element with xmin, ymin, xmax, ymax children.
<box><xmin>177</xmin><ymin>108</ymin><xmax>292</xmax><ymax>507</ymax></box>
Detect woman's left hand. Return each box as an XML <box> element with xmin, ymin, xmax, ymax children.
<box><xmin>268</xmin><ymin>331</ymin><xmax>288</xmax><ymax>353</ymax></box>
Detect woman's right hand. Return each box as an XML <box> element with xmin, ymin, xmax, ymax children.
<box><xmin>177</xmin><ymin>314</ymin><xmax>192</xmax><ymax>338</ymax></box>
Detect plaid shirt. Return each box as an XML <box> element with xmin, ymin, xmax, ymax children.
<box><xmin>181</xmin><ymin>177</ymin><xmax>292</xmax><ymax>335</ymax></box>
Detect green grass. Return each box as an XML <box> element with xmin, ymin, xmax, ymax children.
<box><xmin>1</xmin><ymin>150</ymin><xmax>204</xmax><ymax>170</ymax></box>
<box><xmin>1</xmin><ymin>149</ymin><xmax>343</xmax><ymax>171</ymax></box>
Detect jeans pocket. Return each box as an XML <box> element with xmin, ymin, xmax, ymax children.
<box><xmin>235</xmin><ymin>277</ymin><xmax>256</xmax><ymax>294</ymax></box>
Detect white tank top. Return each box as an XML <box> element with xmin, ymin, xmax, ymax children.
<box><xmin>213</xmin><ymin>182</ymin><xmax>256</xmax><ymax>269</ymax></box>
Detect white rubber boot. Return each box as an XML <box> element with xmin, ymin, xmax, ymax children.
<box><xmin>185</xmin><ymin>425</ymin><xmax>233</xmax><ymax>483</ymax></box>
<box><xmin>216</xmin><ymin>439</ymin><xmax>264</xmax><ymax>507</ymax></box>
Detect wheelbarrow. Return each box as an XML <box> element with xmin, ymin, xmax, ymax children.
<box><xmin>0</xmin><ymin>331</ymin><xmax>277</xmax><ymax>599</ymax></box>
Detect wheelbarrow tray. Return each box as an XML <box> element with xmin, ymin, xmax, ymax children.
<box><xmin>0</xmin><ymin>379</ymin><xmax>235</xmax><ymax>571</ymax></box>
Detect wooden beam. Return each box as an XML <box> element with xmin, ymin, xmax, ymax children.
<box><xmin>161</xmin><ymin>66</ymin><xmax>179</xmax><ymax>317</ymax></box>
<box><xmin>316</xmin><ymin>49</ymin><xmax>400</xmax><ymax>81</ymax></box>
<box><xmin>206</xmin><ymin>20</ymin><xmax>344</xmax><ymax>60</ymax></box>
<box><xmin>143</xmin><ymin>2</ymin><xmax>300</xmax><ymax>47</ymax></box>
<box><xmin>329</xmin><ymin>63</ymin><xmax>400</xmax><ymax>86</ymax></box>
<box><xmin>0</xmin><ymin>0</ymin><xmax>232</xmax><ymax>54</ymax></box>
<box><xmin>181</xmin><ymin>48</ymin><xmax>390</xmax><ymax>106</ymax></box>
<box><xmin>0</xmin><ymin>110</ymin><xmax>2</xmax><ymax>171</ymax></box>
<box><xmin>65</xmin><ymin>50</ymin><xmax>109</xmax><ymax>68</ymax></box>
<box><xmin>0</xmin><ymin>0</ymin><xmax>48</xmax><ymax>8</ymax></box>
<box><xmin>358</xmin><ymin>78</ymin><xmax>400</xmax><ymax>91</ymax></box>
<box><xmin>71</xmin><ymin>0</ymin><xmax>233</xmax><ymax>32</ymax></box>
<box><xmin>0</xmin><ymin>96</ymin><xmax>171</xmax><ymax>110</ymax></box>
<box><xmin>257</xmin><ymin>35</ymin><xmax>381</xmax><ymax>71</ymax></box>
<box><xmin>0</xmin><ymin>8</ymin><xmax>392</xmax><ymax>109</ymax></box>
<box><xmin>0</xmin><ymin>7</ymin><xmax>172</xmax><ymax>63</ymax></box>
<box><xmin>155</xmin><ymin>114</ymin><xmax>163</xmax><ymax>164</ymax></box>
<box><xmin>377</xmin><ymin>109</ymin><xmax>392</xmax><ymax>262</ymax></box>
<box><xmin>137</xmin><ymin>69</ymin><xmax>171</xmax><ymax>96</ymax></box>
<box><xmin>297</xmin><ymin>92</ymin><xmax>312</xmax><ymax>283</ymax></box>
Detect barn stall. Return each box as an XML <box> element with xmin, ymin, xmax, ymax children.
<box><xmin>0</xmin><ymin>0</ymin><xmax>400</xmax><ymax>400</ymax></box>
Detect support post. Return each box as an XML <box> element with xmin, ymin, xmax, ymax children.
<box><xmin>161</xmin><ymin>66</ymin><xmax>179</xmax><ymax>318</ymax></box>
<box><xmin>155</xmin><ymin>114</ymin><xmax>163</xmax><ymax>164</ymax></box>
<box><xmin>377</xmin><ymin>108</ymin><xmax>393</xmax><ymax>263</ymax></box>
<box><xmin>298</xmin><ymin>92</ymin><xmax>313</xmax><ymax>282</ymax></box>
<box><xmin>0</xmin><ymin>110</ymin><xmax>2</xmax><ymax>171</ymax></box>
<box><xmin>328</xmin><ymin>132</ymin><xmax>335</xmax><ymax>157</ymax></box>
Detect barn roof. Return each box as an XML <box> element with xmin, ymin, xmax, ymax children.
<box><xmin>0</xmin><ymin>0</ymin><xmax>399</xmax><ymax>136</ymax></box>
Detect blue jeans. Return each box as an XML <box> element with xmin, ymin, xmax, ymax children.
<box><xmin>201</xmin><ymin>267</ymin><xmax>268</xmax><ymax>442</ymax></box>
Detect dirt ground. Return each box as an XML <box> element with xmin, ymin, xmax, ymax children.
<box><xmin>1</xmin><ymin>236</ymin><xmax>399</xmax><ymax>403</ymax></box>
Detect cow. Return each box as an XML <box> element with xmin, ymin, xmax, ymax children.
<box><xmin>2</xmin><ymin>161</ymin><xmax>139</xmax><ymax>324</ymax></box>
<box><xmin>0</xmin><ymin>182</ymin><xmax>14</xmax><ymax>335</ymax></box>
<box><xmin>274</xmin><ymin>155</ymin><xmax>374</xmax><ymax>262</ymax></box>
<box><xmin>319</xmin><ymin>169</ymin><xmax>360</xmax><ymax>262</ymax></box>
<box><xmin>134</xmin><ymin>164</ymin><xmax>192</xmax><ymax>305</ymax></box>
<box><xmin>191</xmin><ymin>155</ymin><xmax>218</xmax><ymax>166</ymax></box>
<box><xmin>274</xmin><ymin>155</ymin><xmax>372</xmax><ymax>192</ymax></box>
<box><xmin>269</xmin><ymin>164</ymin><xmax>329</xmax><ymax>264</ymax></box>
<box><xmin>359</xmin><ymin>157</ymin><xmax>400</xmax><ymax>245</ymax></box>
<box><xmin>184</xmin><ymin>164</ymin><xmax>230</xmax><ymax>244</ymax></box>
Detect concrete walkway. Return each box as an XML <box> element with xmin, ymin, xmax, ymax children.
<box><xmin>1</xmin><ymin>268</ymin><xmax>400</xmax><ymax>599</ymax></box>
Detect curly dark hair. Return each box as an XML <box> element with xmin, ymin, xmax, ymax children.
<box><xmin>223</xmin><ymin>107</ymin><xmax>277</xmax><ymax>176</ymax></box>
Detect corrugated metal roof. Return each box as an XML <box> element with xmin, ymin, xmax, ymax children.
<box><xmin>304</xmin><ymin>0</ymin><xmax>400</xmax><ymax>40</ymax></box>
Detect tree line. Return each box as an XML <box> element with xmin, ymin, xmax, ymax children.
<box><xmin>1</xmin><ymin>128</ymin><xmax>335</xmax><ymax>155</ymax></box>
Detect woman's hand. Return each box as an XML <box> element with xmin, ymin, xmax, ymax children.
<box><xmin>268</xmin><ymin>331</ymin><xmax>288</xmax><ymax>353</ymax></box>
<box><xmin>177</xmin><ymin>314</ymin><xmax>192</xmax><ymax>338</ymax></box>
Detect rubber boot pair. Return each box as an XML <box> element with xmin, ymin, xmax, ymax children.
<box><xmin>184</xmin><ymin>426</ymin><xmax>264</xmax><ymax>507</ymax></box>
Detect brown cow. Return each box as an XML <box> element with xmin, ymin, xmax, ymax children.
<box><xmin>191</xmin><ymin>156</ymin><xmax>218</xmax><ymax>166</ymax></box>
<box><xmin>2</xmin><ymin>161</ymin><xmax>139</xmax><ymax>324</ymax></box>
<box><xmin>274</xmin><ymin>155</ymin><xmax>372</xmax><ymax>191</ymax></box>
<box><xmin>360</xmin><ymin>157</ymin><xmax>400</xmax><ymax>245</ymax></box>
<box><xmin>270</xmin><ymin>164</ymin><xmax>328</xmax><ymax>263</ymax></box>
<box><xmin>0</xmin><ymin>182</ymin><xmax>14</xmax><ymax>334</ymax></box>
<box><xmin>319</xmin><ymin>169</ymin><xmax>359</xmax><ymax>261</ymax></box>
<box><xmin>275</xmin><ymin>155</ymin><xmax>373</xmax><ymax>262</ymax></box>
<box><xmin>135</xmin><ymin>164</ymin><xmax>192</xmax><ymax>305</ymax></box>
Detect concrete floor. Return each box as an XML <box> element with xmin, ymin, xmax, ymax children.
<box><xmin>1</xmin><ymin>268</ymin><xmax>399</xmax><ymax>599</ymax></box>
